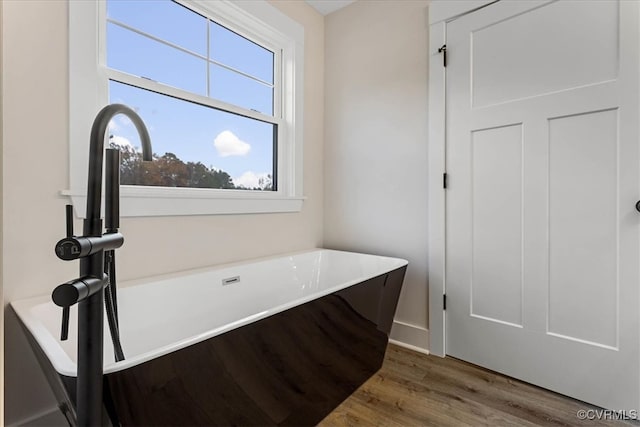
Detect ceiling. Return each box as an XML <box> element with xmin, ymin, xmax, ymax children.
<box><xmin>304</xmin><ymin>0</ymin><xmax>355</xmax><ymax>16</ymax></box>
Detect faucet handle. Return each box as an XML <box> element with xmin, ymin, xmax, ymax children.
<box><xmin>60</xmin><ymin>306</ymin><xmax>70</xmax><ymax>341</ymax></box>
<box><xmin>55</xmin><ymin>233</ymin><xmax>124</xmax><ymax>261</ymax></box>
<box><xmin>60</xmin><ymin>205</ymin><xmax>74</xmax><ymax>341</ymax></box>
<box><xmin>52</xmin><ymin>275</ymin><xmax>106</xmax><ymax>341</ymax></box>
<box><xmin>65</xmin><ymin>204</ymin><xmax>74</xmax><ymax>237</ymax></box>
<box><xmin>52</xmin><ymin>275</ymin><xmax>106</xmax><ymax>307</ymax></box>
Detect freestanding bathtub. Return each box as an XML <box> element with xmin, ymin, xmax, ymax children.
<box><xmin>12</xmin><ymin>249</ymin><xmax>408</xmax><ymax>426</ymax></box>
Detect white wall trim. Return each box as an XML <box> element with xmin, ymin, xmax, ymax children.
<box><xmin>62</xmin><ymin>190</ymin><xmax>305</xmax><ymax>217</ymax></box>
<box><xmin>390</xmin><ymin>320</ymin><xmax>429</xmax><ymax>354</ymax></box>
<box><xmin>0</xmin><ymin>1</ymin><xmax>4</xmax><ymax>423</ymax></box>
<box><xmin>389</xmin><ymin>339</ymin><xmax>430</xmax><ymax>356</ymax></box>
<box><xmin>427</xmin><ymin>19</ymin><xmax>446</xmax><ymax>358</ymax></box>
<box><xmin>8</xmin><ymin>406</ymin><xmax>61</xmax><ymax>427</ymax></box>
<box><xmin>429</xmin><ymin>0</ymin><xmax>496</xmax><ymax>24</ymax></box>
<box><xmin>428</xmin><ymin>1</ymin><xmax>499</xmax><ymax>358</ymax></box>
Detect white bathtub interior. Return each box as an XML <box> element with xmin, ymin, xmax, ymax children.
<box><xmin>11</xmin><ymin>249</ymin><xmax>407</xmax><ymax>377</ymax></box>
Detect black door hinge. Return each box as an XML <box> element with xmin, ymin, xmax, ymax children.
<box><xmin>438</xmin><ymin>44</ymin><xmax>447</xmax><ymax>67</ymax></box>
<box><xmin>443</xmin><ymin>294</ymin><xmax>447</xmax><ymax>310</ymax></box>
<box><xmin>443</xmin><ymin>173</ymin><xmax>448</xmax><ymax>189</ymax></box>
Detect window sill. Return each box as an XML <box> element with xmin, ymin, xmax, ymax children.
<box><xmin>62</xmin><ymin>187</ymin><xmax>305</xmax><ymax>217</ymax></box>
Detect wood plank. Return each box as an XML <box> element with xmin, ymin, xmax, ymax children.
<box><xmin>319</xmin><ymin>345</ymin><xmax>636</xmax><ymax>426</ymax></box>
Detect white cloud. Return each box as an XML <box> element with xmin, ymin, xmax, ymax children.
<box><xmin>214</xmin><ymin>130</ymin><xmax>251</xmax><ymax>157</ymax></box>
<box><xmin>234</xmin><ymin>171</ymin><xmax>271</xmax><ymax>189</ymax></box>
<box><xmin>108</xmin><ymin>115</ymin><xmax>136</xmax><ymax>133</ymax></box>
<box><xmin>117</xmin><ymin>115</ymin><xmax>132</xmax><ymax>127</ymax></box>
<box><xmin>109</xmin><ymin>135</ymin><xmax>133</xmax><ymax>149</ymax></box>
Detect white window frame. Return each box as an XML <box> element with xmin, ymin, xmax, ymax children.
<box><xmin>67</xmin><ymin>0</ymin><xmax>305</xmax><ymax>217</ymax></box>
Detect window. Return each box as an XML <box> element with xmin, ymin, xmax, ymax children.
<box><xmin>68</xmin><ymin>0</ymin><xmax>304</xmax><ymax>216</ymax></box>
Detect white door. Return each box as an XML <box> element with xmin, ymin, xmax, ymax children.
<box><xmin>445</xmin><ymin>0</ymin><xmax>640</xmax><ymax>410</ymax></box>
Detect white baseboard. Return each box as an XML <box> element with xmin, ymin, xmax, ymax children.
<box><xmin>12</xmin><ymin>406</ymin><xmax>66</xmax><ymax>427</ymax></box>
<box><xmin>389</xmin><ymin>320</ymin><xmax>429</xmax><ymax>354</ymax></box>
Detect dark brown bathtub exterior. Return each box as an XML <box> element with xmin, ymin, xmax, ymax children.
<box><xmin>27</xmin><ymin>266</ymin><xmax>407</xmax><ymax>426</ymax></box>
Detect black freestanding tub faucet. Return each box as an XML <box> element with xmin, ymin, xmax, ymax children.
<box><xmin>52</xmin><ymin>104</ymin><xmax>152</xmax><ymax>426</ymax></box>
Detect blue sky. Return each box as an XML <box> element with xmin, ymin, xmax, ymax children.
<box><xmin>106</xmin><ymin>0</ymin><xmax>275</xmax><ymax>187</ymax></box>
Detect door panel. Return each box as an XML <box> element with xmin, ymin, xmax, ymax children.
<box><xmin>445</xmin><ymin>0</ymin><xmax>639</xmax><ymax>410</ymax></box>
<box><xmin>471</xmin><ymin>0</ymin><xmax>618</xmax><ymax>107</ymax></box>
<box><xmin>471</xmin><ymin>124</ymin><xmax>523</xmax><ymax>327</ymax></box>
<box><xmin>548</xmin><ymin>109</ymin><xmax>618</xmax><ymax>349</ymax></box>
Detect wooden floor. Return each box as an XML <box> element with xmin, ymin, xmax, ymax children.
<box><xmin>319</xmin><ymin>344</ymin><xmax>635</xmax><ymax>427</ymax></box>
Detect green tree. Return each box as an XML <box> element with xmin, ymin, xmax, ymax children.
<box><xmin>112</xmin><ymin>141</ymin><xmax>247</xmax><ymax>190</ymax></box>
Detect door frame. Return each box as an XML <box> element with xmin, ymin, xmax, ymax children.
<box><xmin>427</xmin><ymin>0</ymin><xmax>496</xmax><ymax>357</ymax></box>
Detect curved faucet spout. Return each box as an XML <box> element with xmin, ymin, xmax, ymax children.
<box><xmin>86</xmin><ymin>104</ymin><xmax>152</xmax><ymax>235</ymax></box>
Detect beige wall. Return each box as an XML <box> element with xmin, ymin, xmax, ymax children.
<box><xmin>2</xmin><ymin>0</ymin><xmax>323</xmax><ymax>423</ymax></box>
<box><xmin>3</xmin><ymin>0</ymin><xmax>431</xmax><ymax>422</ymax></box>
<box><xmin>324</xmin><ymin>1</ymin><xmax>430</xmax><ymax>347</ymax></box>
